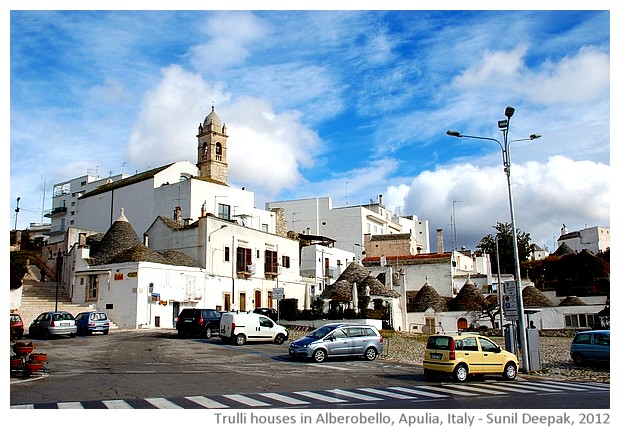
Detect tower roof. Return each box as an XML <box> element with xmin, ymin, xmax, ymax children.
<box><xmin>203</xmin><ymin>105</ymin><xmax>223</xmax><ymax>131</ymax></box>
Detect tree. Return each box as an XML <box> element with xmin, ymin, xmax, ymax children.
<box><xmin>476</xmin><ymin>222</ymin><xmax>531</xmax><ymax>275</ymax></box>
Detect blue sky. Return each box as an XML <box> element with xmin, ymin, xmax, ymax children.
<box><xmin>7</xmin><ymin>5</ymin><xmax>612</xmax><ymax>253</ymax></box>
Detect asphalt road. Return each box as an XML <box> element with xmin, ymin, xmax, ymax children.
<box><xmin>10</xmin><ymin>329</ymin><xmax>610</xmax><ymax>410</ymax></box>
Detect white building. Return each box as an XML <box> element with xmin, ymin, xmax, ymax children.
<box><xmin>146</xmin><ymin>213</ymin><xmax>309</xmax><ymax>312</ymax></box>
<box><xmin>265</xmin><ymin>196</ymin><xmax>430</xmax><ymax>256</ymax></box>
<box><xmin>46</xmin><ymin>172</ymin><xmax>129</xmax><ymax>244</ymax></box>
<box><xmin>557</xmin><ymin>225</ymin><xmax>610</xmax><ymax>254</ymax></box>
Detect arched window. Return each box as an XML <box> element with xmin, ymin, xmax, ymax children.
<box><xmin>202</xmin><ymin>142</ymin><xmax>208</xmax><ymax>159</ymax></box>
<box><xmin>215</xmin><ymin>142</ymin><xmax>222</xmax><ymax>160</ymax></box>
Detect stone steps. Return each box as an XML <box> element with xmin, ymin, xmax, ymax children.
<box><xmin>18</xmin><ymin>280</ymin><xmax>119</xmax><ymax>330</ymax></box>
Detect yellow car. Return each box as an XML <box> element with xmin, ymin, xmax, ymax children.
<box><xmin>423</xmin><ymin>332</ymin><xmax>519</xmax><ymax>382</ymax></box>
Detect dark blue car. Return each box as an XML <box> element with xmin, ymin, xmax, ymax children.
<box><xmin>75</xmin><ymin>311</ymin><xmax>110</xmax><ymax>335</ymax></box>
<box><xmin>570</xmin><ymin>329</ymin><xmax>609</xmax><ymax>365</ymax></box>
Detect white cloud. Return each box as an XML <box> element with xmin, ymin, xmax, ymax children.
<box><xmin>400</xmin><ymin>156</ymin><xmax>609</xmax><ymax>252</ymax></box>
<box><xmin>452</xmin><ymin>45</ymin><xmax>528</xmax><ymax>88</ymax></box>
<box><xmin>524</xmin><ymin>46</ymin><xmax>610</xmax><ymax>105</ymax></box>
<box><xmin>126</xmin><ymin>65</ymin><xmax>322</xmax><ymax>202</ymax></box>
<box><xmin>188</xmin><ymin>11</ymin><xmax>269</xmax><ymax>72</ymax></box>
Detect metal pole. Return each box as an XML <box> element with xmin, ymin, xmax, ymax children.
<box><xmin>502</xmin><ymin>127</ymin><xmax>530</xmax><ymax>373</ymax></box>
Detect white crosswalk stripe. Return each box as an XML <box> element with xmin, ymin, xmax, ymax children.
<box><xmin>538</xmin><ymin>380</ymin><xmax>606</xmax><ymax>391</ymax></box>
<box><xmin>326</xmin><ymin>388</ymin><xmax>384</xmax><ymax>402</ymax></box>
<box><xmin>294</xmin><ymin>390</ymin><xmax>348</xmax><ymax>403</ymax></box>
<box><xmin>357</xmin><ymin>387</ymin><xmax>416</xmax><ymax>400</ymax></box>
<box><xmin>449</xmin><ymin>384</ymin><xmax>509</xmax><ymax>395</ymax></box>
<box><xmin>222</xmin><ymin>394</ymin><xmax>271</xmax><ymax>407</ymax></box>
<box><xmin>415</xmin><ymin>385</ymin><xmax>478</xmax><ymax>396</ymax></box>
<box><xmin>387</xmin><ymin>386</ymin><xmax>448</xmax><ymax>398</ymax></box>
<box><xmin>102</xmin><ymin>399</ymin><xmax>134</xmax><ymax>409</ymax></box>
<box><xmin>259</xmin><ymin>392</ymin><xmax>311</xmax><ymax>405</ymax></box>
<box><xmin>509</xmin><ymin>382</ymin><xmax>563</xmax><ymax>392</ymax></box>
<box><xmin>185</xmin><ymin>395</ymin><xmax>229</xmax><ymax>408</ymax></box>
<box><xmin>57</xmin><ymin>402</ymin><xmax>84</xmax><ymax>409</ymax></box>
<box><xmin>145</xmin><ymin>397</ymin><xmax>183</xmax><ymax>408</ymax></box>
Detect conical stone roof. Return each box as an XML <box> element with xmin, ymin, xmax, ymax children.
<box><xmin>558</xmin><ymin>296</ymin><xmax>586</xmax><ymax>306</ymax></box>
<box><xmin>522</xmin><ymin>285</ymin><xmax>554</xmax><ymax>307</ymax></box>
<box><xmin>321</xmin><ymin>263</ymin><xmax>400</xmax><ymax>302</ymax></box>
<box><xmin>91</xmin><ymin>208</ymin><xmax>141</xmax><ymax>265</ymax></box>
<box><xmin>449</xmin><ymin>278</ymin><xmax>486</xmax><ymax>311</ymax></box>
<box><xmin>411</xmin><ymin>281</ymin><xmax>447</xmax><ymax>312</ymax></box>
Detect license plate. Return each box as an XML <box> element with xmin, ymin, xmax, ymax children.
<box><xmin>430</xmin><ymin>353</ymin><xmax>443</xmax><ymax>360</ymax></box>
<box><xmin>60</xmin><ymin>323</ymin><xmax>69</xmax><ymax>326</ymax></box>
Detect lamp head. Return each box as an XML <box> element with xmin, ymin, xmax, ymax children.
<box><xmin>446</xmin><ymin>130</ymin><xmax>462</xmax><ymax>137</ymax></box>
<box><xmin>529</xmin><ymin>133</ymin><xmax>542</xmax><ymax>140</ymax></box>
<box><xmin>505</xmin><ymin>106</ymin><xmax>515</xmax><ymax>118</ymax></box>
<box><xmin>497</xmin><ymin>119</ymin><xmax>508</xmax><ymax>130</ymax></box>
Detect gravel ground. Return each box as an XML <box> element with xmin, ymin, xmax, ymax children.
<box><xmin>380</xmin><ymin>332</ymin><xmax>610</xmax><ymax>383</ymax></box>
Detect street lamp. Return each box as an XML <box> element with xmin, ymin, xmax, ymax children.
<box><xmin>447</xmin><ymin>106</ymin><xmax>541</xmax><ymax>373</ymax></box>
<box><xmin>14</xmin><ymin>197</ymin><xmax>21</xmax><ymax>231</ymax></box>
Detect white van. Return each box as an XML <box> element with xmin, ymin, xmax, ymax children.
<box><xmin>219</xmin><ymin>311</ymin><xmax>289</xmax><ymax>346</ymax></box>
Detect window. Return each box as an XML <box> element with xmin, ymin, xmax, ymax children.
<box><xmin>479</xmin><ymin>337</ymin><xmax>498</xmax><ymax>352</ymax></box>
<box><xmin>282</xmin><ymin>255</ymin><xmax>290</xmax><ymax>268</ymax></box>
<box><xmin>218</xmin><ymin>203</ymin><xmax>231</xmax><ymax>220</ymax></box>
<box><xmin>215</xmin><ymin>142</ymin><xmax>223</xmax><ymax>161</ymax></box>
<box><xmin>265</xmin><ymin>250</ymin><xmax>278</xmax><ymax>275</ymax></box>
<box><xmin>236</xmin><ymin>247</ymin><xmax>252</xmax><ymax>274</ymax></box>
<box><xmin>462</xmin><ymin>337</ymin><xmax>478</xmax><ymax>351</ymax></box>
<box><xmin>224</xmin><ymin>246</ymin><xmax>230</xmax><ymax>262</ymax></box>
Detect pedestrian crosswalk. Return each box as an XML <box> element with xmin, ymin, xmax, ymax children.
<box><xmin>11</xmin><ymin>380</ymin><xmax>609</xmax><ymax>409</ymax></box>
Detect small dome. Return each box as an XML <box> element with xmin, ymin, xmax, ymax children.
<box><xmin>203</xmin><ymin>105</ymin><xmax>222</xmax><ymax>131</ymax></box>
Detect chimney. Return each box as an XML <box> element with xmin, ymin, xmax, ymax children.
<box><xmin>78</xmin><ymin>233</ymin><xmax>87</xmax><ymax>246</ymax></box>
<box><xmin>436</xmin><ymin>228</ymin><xmax>444</xmax><ymax>254</ymax></box>
<box><xmin>201</xmin><ymin>201</ymin><xmax>207</xmax><ymax>218</ymax></box>
<box><xmin>143</xmin><ymin>233</ymin><xmax>149</xmax><ymax>247</ymax></box>
<box><xmin>379</xmin><ymin>194</ymin><xmax>384</xmax><ymax>206</ymax></box>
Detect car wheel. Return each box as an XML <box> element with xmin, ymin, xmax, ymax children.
<box><xmin>274</xmin><ymin>334</ymin><xmax>285</xmax><ymax>345</ymax></box>
<box><xmin>103</xmin><ymin>330</ymin><xmax>109</xmax><ymax>335</ymax></box>
<box><xmin>70</xmin><ymin>331</ymin><xmax>77</xmax><ymax>338</ymax></box>
<box><xmin>43</xmin><ymin>329</ymin><xmax>51</xmax><ymax>340</ymax></box>
<box><xmin>234</xmin><ymin>334</ymin><xmax>247</xmax><ymax>346</ymax></box>
<box><xmin>312</xmin><ymin>349</ymin><xmax>327</xmax><ymax>363</ymax></box>
<box><xmin>204</xmin><ymin>327</ymin><xmax>212</xmax><ymax>339</ymax></box>
<box><xmin>452</xmin><ymin>363</ymin><xmax>469</xmax><ymax>382</ymax></box>
<box><xmin>364</xmin><ymin>347</ymin><xmax>378</xmax><ymax>361</ymax></box>
<box><xmin>503</xmin><ymin>362</ymin><xmax>518</xmax><ymax>380</ymax></box>
<box><xmin>572</xmin><ymin>353</ymin><xmax>586</xmax><ymax>366</ymax></box>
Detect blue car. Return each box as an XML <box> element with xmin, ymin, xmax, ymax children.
<box><xmin>570</xmin><ymin>329</ymin><xmax>609</xmax><ymax>365</ymax></box>
<box><xmin>75</xmin><ymin>311</ymin><xmax>110</xmax><ymax>335</ymax></box>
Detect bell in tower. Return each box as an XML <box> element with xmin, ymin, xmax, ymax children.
<box><xmin>196</xmin><ymin>105</ymin><xmax>229</xmax><ymax>184</ymax></box>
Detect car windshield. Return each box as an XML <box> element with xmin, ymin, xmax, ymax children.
<box><xmin>307</xmin><ymin>325</ymin><xmax>337</xmax><ymax>339</ymax></box>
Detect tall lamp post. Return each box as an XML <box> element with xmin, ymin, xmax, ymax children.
<box><xmin>447</xmin><ymin>106</ymin><xmax>541</xmax><ymax>373</ymax></box>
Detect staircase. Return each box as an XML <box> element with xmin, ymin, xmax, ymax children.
<box><xmin>17</xmin><ymin>279</ymin><xmax>118</xmax><ymax>330</ymax></box>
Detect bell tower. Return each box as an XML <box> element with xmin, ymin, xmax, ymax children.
<box><xmin>197</xmin><ymin>105</ymin><xmax>228</xmax><ymax>184</ymax></box>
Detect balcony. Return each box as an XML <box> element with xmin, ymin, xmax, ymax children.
<box><xmin>44</xmin><ymin>206</ymin><xmax>67</xmax><ymax>218</ymax></box>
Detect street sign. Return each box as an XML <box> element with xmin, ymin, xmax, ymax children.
<box><xmin>503</xmin><ymin>281</ymin><xmax>519</xmax><ymax>321</ymax></box>
<box><xmin>272</xmin><ymin>287</ymin><xmax>284</xmax><ymax>300</ymax></box>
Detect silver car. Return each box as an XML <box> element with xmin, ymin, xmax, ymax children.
<box><xmin>289</xmin><ymin>323</ymin><xmax>383</xmax><ymax>363</ymax></box>
<box><xmin>29</xmin><ymin>311</ymin><xmax>77</xmax><ymax>339</ymax></box>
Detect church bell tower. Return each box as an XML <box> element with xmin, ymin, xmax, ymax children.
<box><xmin>197</xmin><ymin>105</ymin><xmax>228</xmax><ymax>184</ymax></box>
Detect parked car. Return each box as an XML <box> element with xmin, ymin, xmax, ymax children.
<box><xmin>289</xmin><ymin>323</ymin><xmax>384</xmax><ymax>363</ymax></box>
<box><xmin>253</xmin><ymin>307</ymin><xmax>278</xmax><ymax>320</ymax></box>
<box><xmin>75</xmin><ymin>311</ymin><xmax>110</xmax><ymax>335</ymax></box>
<box><xmin>28</xmin><ymin>311</ymin><xmax>77</xmax><ymax>339</ymax></box>
<box><xmin>422</xmin><ymin>332</ymin><xmax>519</xmax><ymax>382</ymax></box>
<box><xmin>570</xmin><ymin>329</ymin><xmax>610</xmax><ymax>365</ymax></box>
<box><xmin>219</xmin><ymin>311</ymin><xmax>288</xmax><ymax>345</ymax></box>
<box><xmin>10</xmin><ymin>313</ymin><xmax>24</xmax><ymax>340</ymax></box>
<box><xmin>176</xmin><ymin>308</ymin><xmax>222</xmax><ymax>339</ymax></box>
